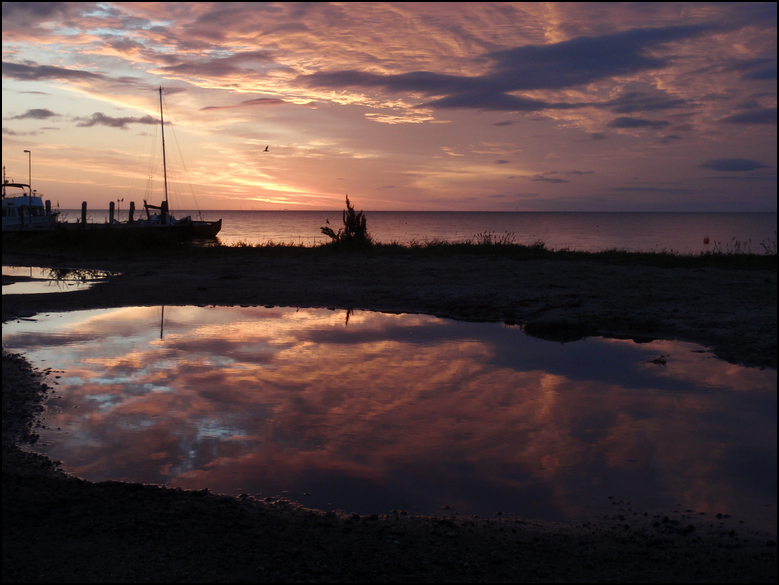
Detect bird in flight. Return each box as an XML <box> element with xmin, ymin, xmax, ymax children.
<box><xmin>264</xmin><ymin>145</ymin><xmax>269</xmax><ymax>152</ymax></box>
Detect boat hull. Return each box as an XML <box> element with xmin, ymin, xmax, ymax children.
<box><xmin>130</xmin><ymin>217</ymin><xmax>222</xmax><ymax>239</ymax></box>
<box><xmin>2</xmin><ymin>195</ymin><xmax>59</xmax><ymax>232</ymax></box>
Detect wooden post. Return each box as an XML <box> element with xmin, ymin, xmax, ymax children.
<box><xmin>45</xmin><ymin>200</ymin><xmax>51</xmax><ymax>214</ymax></box>
<box><xmin>81</xmin><ymin>202</ymin><xmax>87</xmax><ymax>227</ymax></box>
<box><xmin>129</xmin><ymin>201</ymin><xmax>135</xmax><ymax>223</ymax></box>
<box><xmin>161</xmin><ymin>200</ymin><xmax>168</xmax><ymax>225</ymax></box>
<box><xmin>109</xmin><ymin>201</ymin><xmax>115</xmax><ymax>226</ymax></box>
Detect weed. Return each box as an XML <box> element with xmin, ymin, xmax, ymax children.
<box><xmin>711</xmin><ymin>237</ymin><xmax>753</xmax><ymax>255</ymax></box>
<box><xmin>473</xmin><ymin>231</ymin><xmax>517</xmax><ymax>246</ymax></box>
<box><xmin>759</xmin><ymin>231</ymin><xmax>777</xmax><ymax>256</ymax></box>
<box><xmin>320</xmin><ymin>195</ymin><xmax>373</xmax><ymax>246</ymax></box>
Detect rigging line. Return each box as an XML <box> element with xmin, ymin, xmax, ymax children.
<box><xmin>144</xmin><ymin>123</ymin><xmax>161</xmax><ymax>203</ymax></box>
<box><xmin>161</xmin><ymin>90</ymin><xmax>205</xmax><ymax>219</ymax></box>
<box><xmin>125</xmin><ymin>123</ymin><xmax>157</xmax><ymax>202</ymax></box>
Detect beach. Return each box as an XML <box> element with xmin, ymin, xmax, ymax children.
<box><xmin>2</xmin><ymin>248</ymin><xmax>777</xmax><ymax>582</ymax></box>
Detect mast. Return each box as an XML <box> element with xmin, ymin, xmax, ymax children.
<box><xmin>159</xmin><ymin>87</ymin><xmax>169</xmax><ymax>212</ymax></box>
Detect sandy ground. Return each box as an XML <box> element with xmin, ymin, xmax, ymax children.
<box><xmin>2</xmin><ymin>248</ymin><xmax>777</xmax><ymax>582</ymax></box>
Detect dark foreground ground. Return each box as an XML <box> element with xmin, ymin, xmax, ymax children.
<box><xmin>2</xmin><ymin>248</ymin><xmax>777</xmax><ymax>582</ymax></box>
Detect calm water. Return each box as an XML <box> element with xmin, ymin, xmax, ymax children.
<box><xmin>2</xmin><ymin>266</ymin><xmax>115</xmax><ymax>295</ymax></box>
<box><xmin>59</xmin><ymin>209</ymin><xmax>777</xmax><ymax>252</ymax></box>
<box><xmin>3</xmin><ymin>306</ymin><xmax>776</xmax><ymax>533</ymax></box>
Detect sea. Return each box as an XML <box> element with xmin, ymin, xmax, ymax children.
<box><xmin>58</xmin><ymin>209</ymin><xmax>777</xmax><ymax>253</ymax></box>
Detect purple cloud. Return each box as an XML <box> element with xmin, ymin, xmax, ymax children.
<box><xmin>6</xmin><ymin>108</ymin><xmax>57</xmax><ymax>120</ymax></box>
<box><xmin>719</xmin><ymin>108</ymin><xmax>777</xmax><ymax>125</ymax></box>
<box><xmin>532</xmin><ymin>173</ymin><xmax>569</xmax><ymax>184</ymax></box>
<box><xmin>699</xmin><ymin>159</ymin><xmax>770</xmax><ymax>172</ymax></box>
<box><xmin>74</xmin><ymin>113</ymin><xmax>159</xmax><ymax>130</ymax></box>
<box><xmin>201</xmin><ymin>98</ymin><xmax>289</xmax><ymax>111</ymax></box>
<box><xmin>607</xmin><ymin>117</ymin><xmax>671</xmax><ymax>128</ymax></box>
<box><xmin>2</xmin><ymin>62</ymin><xmax>106</xmax><ymax>82</ymax></box>
<box><xmin>301</xmin><ymin>24</ymin><xmax>718</xmax><ymax>112</ymax></box>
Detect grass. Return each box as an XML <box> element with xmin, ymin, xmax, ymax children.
<box><xmin>4</xmin><ymin>227</ymin><xmax>776</xmax><ymax>271</ymax></box>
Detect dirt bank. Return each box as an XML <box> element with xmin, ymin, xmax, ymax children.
<box><xmin>3</xmin><ymin>248</ymin><xmax>777</xmax><ymax>368</ymax></box>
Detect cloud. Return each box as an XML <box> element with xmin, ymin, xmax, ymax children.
<box><xmin>2</xmin><ymin>62</ymin><xmax>107</xmax><ymax>82</ymax></box>
<box><xmin>0</xmin><ymin>2</ymin><xmax>74</xmax><ymax>27</ymax></box>
<box><xmin>420</xmin><ymin>92</ymin><xmax>584</xmax><ymax>112</ymax></box>
<box><xmin>741</xmin><ymin>65</ymin><xmax>777</xmax><ymax>81</ymax></box>
<box><xmin>156</xmin><ymin>50</ymin><xmax>278</xmax><ymax>80</ymax></box>
<box><xmin>608</xmin><ymin>186</ymin><xmax>695</xmax><ymax>195</ymax></box>
<box><xmin>600</xmin><ymin>91</ymin><xmax>691</xmax><ymax>114</ymax></box>
<box><xmin>482</xmin><ymin>24</ymin><xmax>717</xmax><ymax>91</ymax></box>
<box><xmin>2</xmin><ymin>127</ymin><xmax>39</xmax><ymax>136</ymax></box>
<box><xmin>607</xmin><ymin>116</ymin><xmax>671</xmax><ymax>128</ymax></box>
<box><xmin>704</xmin><ymin>174</ymin><xmax>777</xmax><ymax>182</ymax></box>
<box><xmin>201</xmin><ymin>98</ymin><xmax>289</xmax><ymax>111</ymax></box>
<box><xmin>728</xmin><ymin>58</ymin><xmax>778</xmax><ymax>81</ymax></box>
<box><xmin>605</xmin><ymin>187</ymin><xmax>697</xmax><ymax>195</ymax></box>
<box><xmin>2</xmin><ymin>61</ymin><xmax>180</xmax><ymax>96</ymax></box>
<box><xmin>532</xmin><ymin>173</ymin><xmax>569</xmax><ymax>184</ymax></box>
<box><xmin>301</xmin><ymin>23</ymin><xmax>717</xmax><ymax>112</ymax></box>
<box><xmin>5</xmin><ymin>108</ymin><xmax>57</xmax><ymax>120</ymax></box>
<box><xmin>719</xmin><ymin>108</ymin><xmax>777</xmax><ymax>125</ymax></box>
<box><xmin>699</xmin><ymin>159</ymin><xmax>770</xmax><ymax>172</ymax></box>
<box><xmin>74</xmin><ymin>113</ymin><xmax>159</xmax><ymax>130</ymax></box>
<box><xmin>495</xmin><ymin>159</ymin><xmax>510</xmax><ymax>164</ymax></box>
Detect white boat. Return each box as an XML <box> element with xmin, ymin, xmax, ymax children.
<box><xmin>2</xmin><ymin>167</ymin><xmax>59</xmax><ymax>231</ymax></box>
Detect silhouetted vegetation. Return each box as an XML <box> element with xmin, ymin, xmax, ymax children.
<box><xmin>4</xmin><ymin>226</ymin><xmax>775</xmax><ymax>271</ymax></box>
<box><xmin>710</xmin><ymin>232</ymin><xmax>777</xmax><ymax>256</ymax></box>
<box><xmin>320</xmin><ymin>195</ymin><xmax>373</xmax><ymax>246</ymax></box>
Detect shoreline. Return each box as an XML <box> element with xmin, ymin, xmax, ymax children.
<box><xmin>3</xmin><ymin>247</ymin><xmax>776</xmax><ymax>368</ymax></box>
<box><xmin>3</xmin><ymin>248</ymin><xmax>777</xmax><ymax>581</ymax></box>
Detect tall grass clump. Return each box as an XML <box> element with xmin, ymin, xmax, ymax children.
<box><xmin>320</xmin><ymin>195</ymin><xmax>373</xmax><ymax>246</ymax></box>
<box><xmin>711</xmin><ymin>237</ymin><xmax>754</xmax><ymax>255</ymax></box>
<box><xmin>759</xmin><ymin>231</ymin><xmax>777</xmax><ymax>256</ymax></box>
<box><xmin>474</xmin><ymin>231</ymin><xmax>517</xmax><ymax>246</ymax></box>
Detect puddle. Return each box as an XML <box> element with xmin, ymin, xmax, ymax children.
<box><xmin>2</xmin><ymin>306</ymin><xmax>776</xmax><ymax>533</ymax></box>
<box><xmin>2</xmin><ymin>266</ymin><xmax>116</xmax><ymax>295</ymax></box>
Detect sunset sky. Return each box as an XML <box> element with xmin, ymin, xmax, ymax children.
<box><xmin>2</xmin><ymin>2</ymin><xmax>777</xmax><ymax>211</ymax></box>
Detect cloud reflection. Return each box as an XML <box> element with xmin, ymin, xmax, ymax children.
<box><xmin>3</xmin><ymin>306</ymin><xmax>775</xmax><ymax>531</ymax></box>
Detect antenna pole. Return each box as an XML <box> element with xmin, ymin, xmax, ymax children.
<box><xmin>159</xmin><ymin>87</ymin><xmax>169</xmax><ymax>210</ymax></box>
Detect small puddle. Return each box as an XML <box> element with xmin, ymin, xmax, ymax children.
<box><xmin>3</xmin><ymin>306</ymin><xmax>776</xmax><ymax>532</ymax></box>
<box><xmin>2</xmin><ymin>266</ymin><xmax>117</xmax><ymax>295</ymax></box>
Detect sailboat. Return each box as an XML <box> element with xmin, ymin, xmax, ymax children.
<box><xmin>136</xmin><ymin>87</ymin><xmax>221</xmax><ymax>238</ymax></box>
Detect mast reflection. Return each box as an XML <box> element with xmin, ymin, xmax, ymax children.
<box><xmin>3</xmin><ymin>306</ymin><xmax>775</xmax><ymax>532</ymax></box>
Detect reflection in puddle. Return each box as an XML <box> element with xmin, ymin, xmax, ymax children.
<box><xmin>3</xmin><ymin>306</ymin><xmax>776</xmax><ymax>532</ymax></box>
<box><xmin>2</xmin><ymin>266</ymin><xmax>116</xmax><ymax>295</ymax></box>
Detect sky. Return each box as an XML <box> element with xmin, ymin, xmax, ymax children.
<box><xmin>2</xmin><ymin>2</ymin><xmax>777</xmax><ymax>212</ymax></box>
